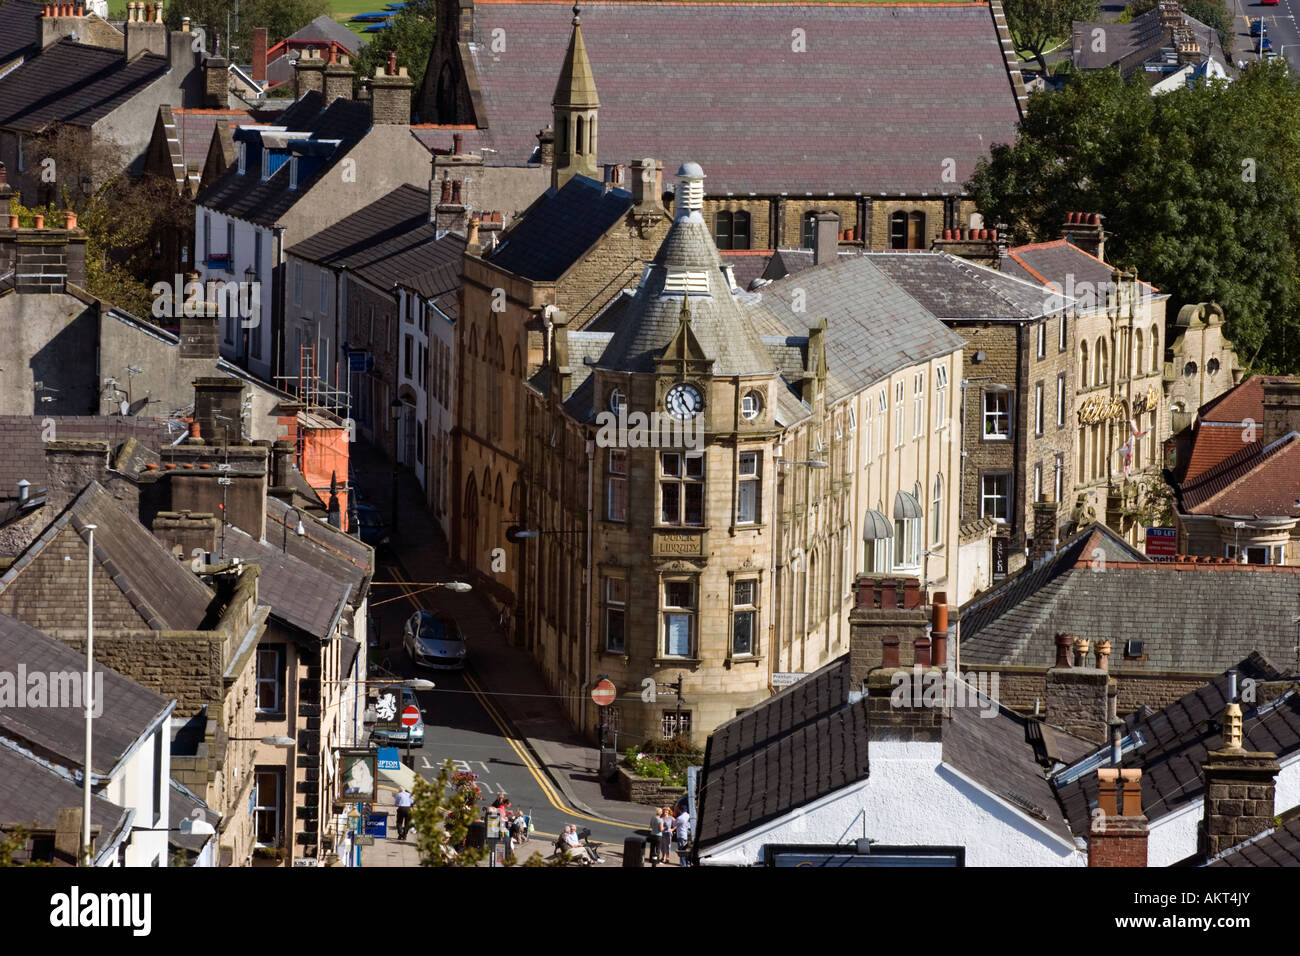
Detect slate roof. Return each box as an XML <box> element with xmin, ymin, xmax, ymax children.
<box><xmin>0</xmin><ymin>740</ymin><xmax>132</xmax><ymax>861</ymax></box>
<box><xmin>0</xmin><ymin>611</ymin><xmax>172</xmax><ymax>776</ymax></box>
<box><xmin>696</xmin><ymin>654</ymin><xmax>1074</xmax><ymax>850</ymax></box>
<box><xmin>719</xmin><ymin>250</ymin><xmax>775</xmax><ymax>293</ymax></box>
<box><xmin>959</xmin><ymin>523</ymin><xmax>1300</xmax><ymax>673</ymax></box>
<box><xmin>168</xmin><ymin>778</ymin><xmax>220</xmax><ymax>856</ymax></box>
<box><xmin>267</xmin><ymin>494</ymin><xmax>372</xmax><ymax>601</ymax></box>
<box><xmin>754</xmin><ymin>255</ymin><xmax>967</xmax><ymax>404</ymax></box>
<box><xmin>432</xmin><ymin>2</ymin><xmax>1024</xmax><ymax>193</ymax></box>
<box><xmin>865</xmin><ymin>251</ymin><xmax>1059</xmax><ymax>321</ymax></box>
<box><xmin>171</xmin><ymin>108</ymin><xmax>265</xmax><ymax>174</ymax></box>
<box><xmin>0</xmin><ymin>416</ymin><xmax>175</xmax><ymax>502</ymax></box>
<box><xmin>221</xmin><ymin>524</ymin><xmax>351</xmax><ymax>640</ymax></box>
<box><xmin>1054</xmin><ymin>657</ymin><xmax>1300</xmax><ymax>833</ymax></box>
<box><xmin>1071</xmin><ymin>6</ymin><xmax>1222</xmax><ymax>76</ymax></box>
<box><xmin>0</xmin><ymin>0</ymin><xmax>42</xmax><ymax>68</ymax></box>
<box><xmin>281</xmin><ymin>15</ymin><xmax>365</xmax><ymax>55</ymax></box>
<box><xmin>595</xmin><ymin>199</ymin><xmax>779</xmax><ymax>377</ymax></box>
<box><xmin>1002</xmin><ymin>238</ymin><xmax>1161</xmax><ymax>297</ymax></box>
<box><xmin>195</xmin><ymin>93</ymin><xmax>375</xmax><ymax>225</ymax></box>
<box><xmin>486</xmin><ymin>175</ymin><xmax>632</xmax><ymax>281</ymax></box>
<box><xmin>286</xmin><ymin>184</ymin><xmax>465</xmax><ymax>298</ymax></box>
<box><xmin>0</xmin><ymin>482</ymin><xmax>216</xmax><ymax>631</ymax></box>
<box><xmin>1209</xmin><ymin>818</ymin><xmax>1300</xmax><ymax>867</ymax></box>
<box><xmin>0</xmin><ymin>37</ymin><xmax>168</xmax><ymax>132</ymax></box>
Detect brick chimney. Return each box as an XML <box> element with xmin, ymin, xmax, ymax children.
<box><xmin>931</xmin><ymin>224</ymin><xmax>1005</xmax><ymax>270</ymax></box>
<box><xmin>1045</xmin><ymin>633</ymin><xmax>1112</xmax><ymax>744</ymax></box>
<box><xmin>368</xmin><ymin>52</ymin><xmax>412</xmax><ymax>125</ymax></box>
<box><xmin>203</xmin><ymin>55</ymin><xmax>229</xmax><ymax>109</ymax></box>
<box><xmin>630</xmin><ymin>158</ymin><xmax>663</xmax><ymax>212</ymax></box>
<box><xmin>294</xmin><ymin>48</ymin><xmax>327</xmax><ymax>100</ymax></box>
<box><xmin>1259</xmin><ymin>377</ymin><xmax>1300</xmax><ymax>444</ymax></box>
<box><xmin>40</xmin><ymin>3</ymin><xmax>90</xmax><ymax>50</ymax></box>
<box><xmin>324</xmin><ymin>52</ymin><xmax>355</xmax><ymax>104</ymax></box>
<box><xmin>192</xmin><ymin>376</ymin><xmax>246</xmax><ymax>445</ymax></box>
<box><xmin>251</xmin><ymin>27</ymin><xmax>268</xmax><ymax>85</ymax></box>
<box><xmin>1158</xmin><ymin>1</ymin><xmax>1182</xmax><ymax>29</ymax></box>
<box><xmin>1030</xmin><ymin>495</ymin><xmax>1059</xmax><ymax>565</ymax></box>
<box><xmin>125</xmin><ymin>1</ymin><xmax>168</xmax><ymax>60</ymax></box>
<box><xmin>865</xmin><ymin>633</ymin><xmax>945</xmax><ymax>745</ymax></box>
<box><xmin>152</xmin><ymin>510</ymin><xmax>218</xmax><ymax>560</ymax></box>
<box><xmin>0</xmin><ymin>211</ymin><xmax>87</xmax><ymax>292</ymax></box>
<box><xmin>848</xmin><ymin>575</ymin><xmax>929</xmax><ymax>690</ymax></box>
<box><xmin>812</xmin><ymin>211</ymin><xmax>840</xmax><ymax>265</ymax></box>
<box><xmin>1088</xmin><ymin>768</ymin><xmax>1148</xmax><ymax>866</ymax></box>
<box><xmin>1199</xmin><ymin>702</ymin><xmax>1280</xmax><ymax>859</ymax></box>
<box><xmin>1061</xmin><ymin>212</ymin><xmax>1106</xmax><ymax>262</ymax></box>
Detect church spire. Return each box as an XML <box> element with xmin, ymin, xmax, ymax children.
<box><xmin>551</xmin><ymin>4</ymin><xmax>599</xmax><ymax>189</ymax></box>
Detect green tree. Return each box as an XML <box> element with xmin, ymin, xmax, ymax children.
<box><xmin>352</xmin><ymin>0</ymin><xmax>437</xmax><ymax>103</ymax></box>
<box><xmin>1003</xmin><ymin>0</ymin><xmax>1099</xmax><ymax>74</ymax></box>
<box><xmin>164</xmin><ymin>0</ymin><xmax>330</xmax><ymax>64</ymax></box>
<box><xmin>966</xmin><ymin>65</ymin><xmax>1300</xmax><ymax>373</ymax></box>
<box><xmin>410</xmin><ymin>760</ymin><xmax>487</xmax><ymax>866</ymax></box>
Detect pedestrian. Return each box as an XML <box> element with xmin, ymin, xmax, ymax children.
<box><xmin>674</xmin><ymin>805</ymin><xmax>691</xmax><ymax>866</ymax></box>
<box><xmin>394</xmin><ymin>786</ymin><xmax>414</xmax><ymax>841</ymax></box>
<box><xmin>648</xmin><ymin>807</ymin><xmax>664</xmax><ymax>864</ymax></box>
<box><xmin>658</xmin><ymin>806</ymin><xmax>674</xmax><ymax>863</ymax></box>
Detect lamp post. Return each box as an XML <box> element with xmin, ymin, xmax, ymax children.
<box><xmin>389</xmin><ymin>398</ymin><xmax>403</xmax><ymax>531</ymax></box>
<box><xmin>282</xmin><ymin>507</ymin><xmax>305</xmax><ymax>552</ymax></box>
<box><xmin>367</xmin><ymin>580</ymin><xmax>471</xmax><ymax>608</ymax></box>
<box><xmin>82</xmin><ymin>523</ymin><xmax>96</xmax><ymax>867</ymax></box>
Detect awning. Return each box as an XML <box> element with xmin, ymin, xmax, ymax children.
<box><xmin>894</xmin><ymin>491</ymin><xmax>923</xmax><ymax>521</ymax></box>
<box><xmin>862</xmin><ymin>509</ymin><xmax>892</xmax><ymax>541</ymax></box>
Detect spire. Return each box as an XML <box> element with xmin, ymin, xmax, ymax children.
<box><xmin>551</xmin><ymin>4</ymin><xmax>599</xmax><ymax>189</ymax></box>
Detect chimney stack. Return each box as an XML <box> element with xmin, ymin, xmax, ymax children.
<box><xmin>1</xmin><ymin>211</ymin><xmax>87</xmax><ymax>292</ymax></box>
<box><xmin>1088</xmin><ymin>768</ymin><xmax>1148</xmax><ymax>866</ymax></box>
<box><xmin>203</xmin><ymin>55</ymin><xmax>229</xmax><ymax>109</ymax></box>
<box><xmin>535</xmin><ymin>127</ymin><xmax>555</xmax><ymax>168</ymax></box>
<box><xmin>324</xmin><ymin>52</ymin><xmax>355</xmax><ymax>104</ymax></box>
<box><xmin>812</xmin><ymin>211</ymin><xmax>840</xmax><ymax>266</ymax></box>
<box><xmin>192</xmin><ymin>376</ymin><xmax>246</xmax><ymax>445</ymax></box>
<box><xmin>1200</xmin><ymin>702</ymin><xmax>1280</xmax><ymax>858</ymax></box>
<box><xmin>1259</xmin><ymin>377</ymin><xmax>1300</xmax><ymax>445</ymax></box>
<box><xmin>1046</xmin><ymin>634</ymin><xmax>1112</xmax><ymax>744</ymax></box>
<box><xmin>1060</xmin><ymin>212</ymin><xmax>1106</xmax><ymax>262</ymax></box>
<box><xmin>630</xmin><ymin>158</ymin><xmax>663</xmax><ymax>212</ymax></box>
<box><xmin>40</xmin><ymin>1</ymin><xmax>90</xmax><ymax>50</ymax></box>
<box><xmin>1030</xmin><ymin>495</ymin><xmax>1059</xmax><ymax>565</ymax></box>
<box><xmin>125</xmin><ymin>0</ymin><xmax>168</xmax><ymax>59</ymax></box>
<box><xmin>865</xmin><ymin>635</ymin><xmax>944</xmax><ymax>745</ymax></box>
<box><xmin>152</xmin><ymin>511</ymin><xmax>218</xmax><ymax>559</ymax></box>
<box><xmin>368</xmin><ymin>54</ymin><xmax>412</xmax><ymax>125</ymax></box>
<box><xmin>930</xmin><ymin>224</ymin><xmax>1003</xmax><ymax>269</ymax></box>
<box><xmin>848</xmin><ymin>575</ymin><xmax>929</xmax><ymax>688</ymax></box>
<box><xmin>251</xmin><ymin>27</ymin><xmax>268</xmax><ymax>85</ymax></box>
<box><xmin>178</xmin><ymin>273</ymin><xmax>220</xmax><ymax>360</ymax></box>
<box><xmin>44</xmin><ymin>441</ymin><xmax>111</xmax><ymax>515</ymax></box>
<box><xmin>294</xmin><ymin>47</ymin><xmax>327</xmax><ymax>100</ymax></box>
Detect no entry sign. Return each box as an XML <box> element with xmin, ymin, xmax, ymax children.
<box><xmin>401</xmin><ymin>705</ymin><xmax>420</xmax><ymax>727</ymax></box>
<box><xmin>591</xmin><ymin>679</ymin><xmax>617</xmax><ymax>707</ymax></box>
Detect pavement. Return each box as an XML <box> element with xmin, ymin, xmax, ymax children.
<box><xmin>347</xmin><ymin>440</ymin><xmax>678</xmax><ymax>868</ymax></box>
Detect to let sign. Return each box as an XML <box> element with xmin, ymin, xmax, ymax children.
<box><xmin>1146</xmin><ymin>527</ymin><xmax>1177</xmax><ymax>556</ymax></box>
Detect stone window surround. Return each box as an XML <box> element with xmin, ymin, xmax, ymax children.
<box><xmin>725</xmin><ymin>569</ymin><xmax>763</xmax><ymax>665</ymax></box>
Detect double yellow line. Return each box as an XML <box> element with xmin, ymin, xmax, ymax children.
<box><xmin>386</xmin><ymin>563</ymin><xmax>637</xmax><ymax>832</ymax></box>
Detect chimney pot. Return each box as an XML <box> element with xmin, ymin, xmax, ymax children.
<box><xmin>881</xmin><ymin>635</ymin><xmax>900</xmax><ymax>669</ymax></box>
<box><xmin>440</xmin><ymin>179</ymin><xmax>452</xmax><ymax>204</ymax></box>
<box><xmin>33</xmin><ymin>214</ymin><xmax>44</xmax><ymax>230</ymax></box>
<box><xmin>914</xmin><ymin>636</ymin><xmax>932</xmax><ymax>667</ymax></box>
<box><xmin>1097</xmin><ymin>767</ymin><xmax>1120</xmax><ymax>816</ymax></box>
<box><xmin>64</xmin><ymin>210</ymin><xmax>77</xmax><ymax>230</ymax></box>
<box><xmin>387</xmin><ymin>51</ymin><xmax>397</xmax><ymax>75</ymax></box>
<box><xmin>467</xmin><ymin>217</ymin><xmax>480</xmax><ymax>249</ymax></box>
<box><xmin>1054</xmin><ymin>633</ymin><xmax>1073</xmax><ymax>669</ymax></box>
<box><xmin>1072</xmin><ymin>636</ymin><xmax>1091</xmax><ymax>668</ymax></box>
<box><xmin>7</xmin><ymin>215</ymin><xmax>17</xmax><ymax>229</ymax></box>
<box><xmin>453</xmin><ymin>133</ymin><xmax>463</xmax><ymax>155</ymax></box>
<box><xmin>1094</xmin><ymin>639</ymin><xmax>1112</xmax><ymax>670</ymax></box>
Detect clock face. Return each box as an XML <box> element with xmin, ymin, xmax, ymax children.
<box><xmin>665</xmin><ymin>383</ymin><xmax>704</xmax><ymax>420</ymax></box>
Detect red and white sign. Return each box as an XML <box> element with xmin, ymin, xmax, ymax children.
<box><xmin>1146</xmin><ymin>527</ymin><xmax>1177</xmax><ymax>556</ymax></box>
<box><xmin>401</xmin><ymin>705</ymin><xmax>420</xmax><ymax>727</ymax></box>
<box><xmin>591</xmin><ymin>679</ymin><xmax>617</xmax><ymax>707</ymax></box>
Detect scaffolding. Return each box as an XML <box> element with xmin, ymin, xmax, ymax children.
<box><xmin>275</xmin><ymin>342</ymin><xmax>356</xmax><ymax>521</ymax></box>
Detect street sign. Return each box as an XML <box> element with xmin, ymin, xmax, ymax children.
<box><xmin>591</xmin><ymin>679</ymin><xmax>617</xmax><ymax>707</ymax></box>
<box><xmin>365</xmin><ymin>812</ymin><xmax>388</xmax><ymax>838</ymax></box>
<box><xmin>354</xmin><ymin>835</ymin><xmax>375</xmax><ymax>846</ymax></box>
<box><xmin>772</xmin><ymin>673</ymin><xmax>807</xmax><ymax>689</ymax></box>
<box><xmin>1145</xmin><ymin>527</ymin><xmax>1177</xmax><ymax>556</ymax></box>
<box><xmin>992</xmin><ymin>537</ymin><xmax>1009</xmax><ymax>582</ymax></box>
<box><xmin>291</xmin><ymin>858</ymin><xmax>318</xmax><ymax>867</ymax></box>
<box><xmin>401</xmin><ymin>704</ymin><xmax>420</xmax><ymax>727</ymax></box>
<box><xmin>377</xmin><ymin>747</ymin><xmax>400</xmax><ymax>771</ymax></box>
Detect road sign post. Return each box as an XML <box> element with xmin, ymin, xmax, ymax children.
<box><xmin>401</xmin><ymin>704</ymin><xmax>419</xmax><ymax>770</ymax></box>
<box><xmin>591</xmin><ymin>679</ymin><xmax>617</xmax><ymax>780</ymax></box>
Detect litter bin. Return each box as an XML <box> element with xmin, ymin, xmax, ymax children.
<box><xmin>599</xmin><ymin>747</ymin><xmax>619</xmax><ymax>780</ymax></box>
<box><xmin>466</xmin><ymin>820</ymin><xmax>487</xmax><ymax>850</ymax></box>
<box><xmin>623</xmin><ymin>834</ymin><xmax>645</xmax><ymax>867</ymax></box>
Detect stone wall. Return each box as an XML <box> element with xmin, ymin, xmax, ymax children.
<box><xmin>616</xmin><ymin>767</ymin><xmax>686</xmax><ymax>807</ymax></box>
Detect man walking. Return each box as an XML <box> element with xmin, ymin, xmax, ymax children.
<box><xmin>395</xmin><ymin>786</ymin><xmax>414</xmax><ymax>841</ymax></box>
<box><xmin>674</xmin><ymin>805</ymin><xmax>691</xmax><ymax>866</ymax></box>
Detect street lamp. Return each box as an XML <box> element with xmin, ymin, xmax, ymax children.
<box><xmin>282</xmin><ymin>507</ymin><xmax>305</xmax><ymax>552</ymax></box>
<box><xmin>82</xmin><ymin>522</ymin><xmax>96</xmax><ymax>867</ymax></box>
<box><xmin>775</xmin><ymin>459</ymin><xmax>829</xmax><ymax>468</ymax></box>
<box><xmin>389</xmin><ymin>398</ymin><xmax>403</xmax><ymax>530</ymax></box>
<box><xmin>368</xmin><ymin>580</ymin><xmax>471</xmax><ymax>607</ymax></box>
<box><xmin>227</xmin><ymin>735</ymin><xmax>297</xmax><ymax>747</ymax></box>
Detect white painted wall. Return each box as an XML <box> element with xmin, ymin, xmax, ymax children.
<box><xmin>699</xmin><ymin>740</ymin><xmax>1086</xmax><ymax>867</ymax></box>
<box><xmin>106</xmin><ymin>725</ymin><xmax>170</xmax><ymax>867</ymax></box>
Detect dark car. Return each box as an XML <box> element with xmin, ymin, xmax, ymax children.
<box><xmin>403</xmin><ymin>611</ymin><xmax>467</xmax><ymax>670</ymax></box>
<box><xmin>354</xmin><ymin>504</ymin><xmax>389</xmax><ymax>547</ymax></box>
<box><xmin>1251</xmin><ymin>19</ymin><xmax>1263</xmax><ymax>37</ymax></box>
<box><xmin>1257</xmin><ymin>36</ymin><xmax>1273</xmax><ymax>53</ymax></box>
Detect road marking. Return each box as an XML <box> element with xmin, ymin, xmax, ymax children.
<box><xmin>384</xmin><ymin>562</ymin><xmax>638</xmax><ymax>832</ymax></box>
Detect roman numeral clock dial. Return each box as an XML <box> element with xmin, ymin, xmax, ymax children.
<box><xmin>665</xmin><ymin>383</ymin><xmax>704</xmax><ymax>420</ymax></box>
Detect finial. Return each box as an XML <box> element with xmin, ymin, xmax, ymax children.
<box><xmin>679</xmin><ymin>295</ymin><xmax>691</xmax><ymax>324</ymax></box>
<box><xmin>572</xmin><ymin>3</ymin><xmax>580</xmax><ymax>25</ymax></box>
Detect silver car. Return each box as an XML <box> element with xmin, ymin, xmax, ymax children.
<box><xmin>403</xmin><ymin>610</ymin><xmax>467</xmax><ymax>670</ymax></box>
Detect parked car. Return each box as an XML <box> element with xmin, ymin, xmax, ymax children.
<box><xmin>370</xmin><ymin>686</ymin><xmax>426</xmax><ymax>747</ymax></box>
<box><xmin>354</xmin><ymin>503</ymin><xmax>389</xmax><ymax>547</ymax></box>
<box><xmin>1250</xmin><ymin>19</ymin><xmax>1263</xmax><ymax>37</ymax></box>
<box><xmin>1257</xmin><ymin>36</ymin><xmax>1273</xmax><ymax>53</ymax></box>
<box><xmin>403</xmin><ymin>611</ymin><xmax>467</xmax><ymax>670</ymax></box>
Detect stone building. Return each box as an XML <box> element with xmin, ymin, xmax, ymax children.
<box><xmin>1002</xmin><ymin>222</ymin><xmax>1171</xmax><ymax>548</ymax></box>
<box><xmin>1163</xmin><ymin>301</ymin><xmax>1243</xmax><ymax>438</ymax></box>
<box><xmin>417</xmin><ymin>0</ymin><xmax>1026</xmax><ymax>253</ymax></box>
<box><xmin>518</xmin><ymin>163</ymin><xmax>964</xmax><ymax>745</ymax></box>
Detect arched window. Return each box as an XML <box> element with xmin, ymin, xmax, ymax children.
<box><xmin>1080</xmin><ymin>341</ymin><xmax>1090</xmax><ymax>388</ymax></box>
<box><xmin>888</xmin><ymin>212</ymin><xmax>926</xmax><ymax>250</ymax></box>
<box><xmin>931</xmin><ymin>474</ymin><xmax>944</xmax><ymax>545</ymax></box>
<box><xmin>575</xmin><ymin>116</ymin><xmax>585</xmax><ymax>155</ymax></box>
<box><xmin>1150</xmin><ymin>325</ymin><xmax>1160</xmax><ymax>372</ymax></box>
<box><xmin>1135</xmin><ymin>330</ymin><xmax>1144</xmax><ymax>378</ymax></box>
<box><xmin>588</xmin><ymin>115</ymin><xmax>596</xmax><ymax>154</ymax></box>
<box><xmin>1097</xmin><ymin>338</ymin><xmax>1108</xmax><ymax>384</ymax></box>
<box><xmin>556</xmin><ymin>117</ymin><xmax>567</xmax><ymax>154</ymax></box>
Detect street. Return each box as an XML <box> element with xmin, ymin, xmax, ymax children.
<box><xmin>1234</xmin><ymin>0</ymin><xmax>1300</xmax><ymax>70</ymax></box>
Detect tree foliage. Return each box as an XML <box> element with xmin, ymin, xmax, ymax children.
<box><xmin>352</xmin><ymin>0</ymin><xmax>437</xmax><ymax>104</ymax></box>
<box><xmin>1003</xmin><ymin>0</ymin><xmax>1099</xmax><ymax>74</ymax></box>
<box><xmin>409</xmin><ymin>760</ymin><xmax>487</xmax><ymax>866</ymax></box>
<box><xmin>164</xmin><ymin>0</ymin><xmax>330</xmax><ymax>63</ymax></box>
<box><xmin>966</xmin><ymin>64</ymin><xmax>1300</xmax><ymax>373</ymax></box>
